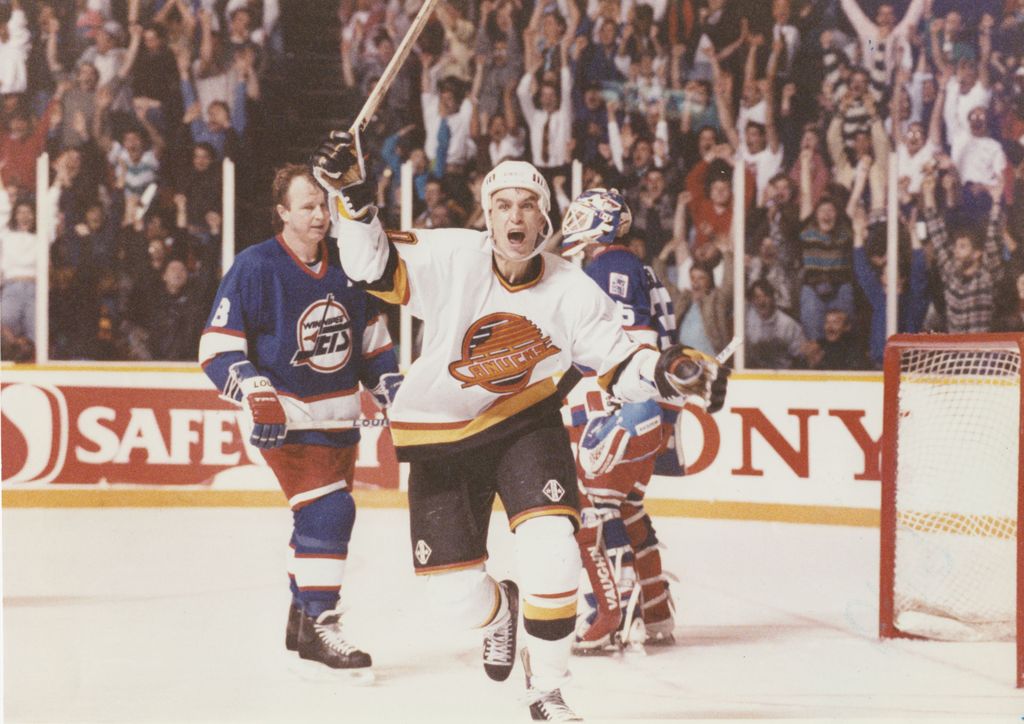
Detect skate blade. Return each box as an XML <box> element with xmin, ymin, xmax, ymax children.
<box><xmin>288</xmin><ymin>656</ymin><xmax>376</xmax><ymax>685</ymax></box>
<box><xmin>572</xmin><ymin>640</ymin><xmax>624</xmax><ymax>657</ymax></box>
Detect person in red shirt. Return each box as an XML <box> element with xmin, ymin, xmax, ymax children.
<box><xmin>0</xmin><ymin>86</ymin><xmax>64</xmax><ymax>190</ymax></box>
<box><xmin>685</xmin><ymin>148</ymin><xmax>755</xmax><ymax>248</ymax></box>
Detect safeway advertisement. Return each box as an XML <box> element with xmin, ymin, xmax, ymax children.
<box><xmin>1</xmin><ymin>368</ymin><xmax>884</xmax><ymax>508</ymax></box>
<box><xmin>0</xmin><ymin>369</ymin><xmax>397</xmax><ymax>489</ymax></box>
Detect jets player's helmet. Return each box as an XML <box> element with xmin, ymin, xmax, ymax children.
<box><xmin>560</xmin><ymin>187</ymin><xmax>633</xmax><ymax>257</ymax></box>
<box><xmin>481</xmin><ymin>160</ymin><xmax>554</xmax><ymax>259</ymax></box>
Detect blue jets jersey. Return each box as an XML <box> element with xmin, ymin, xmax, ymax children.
<box><xmin>584</xmin><ymin>245</ymin><xmax>676</xmax><ymax>351</ymax></box>
<box><xmin>199</xmin><ymin>236</ymin><xmax>398</xmax><ymax>448</ymax></box>
<box><xmin>571</xmin><ymin>245</ymin><xmax>684</xmax><ymax>475</ymax></box>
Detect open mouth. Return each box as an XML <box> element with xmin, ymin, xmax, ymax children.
<box><xmin>508</xmin><ymin>231</ymin><xmax>526</xmax><ymax>244</ymax></box>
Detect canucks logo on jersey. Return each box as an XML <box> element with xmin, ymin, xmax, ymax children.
<box><xmin>290</xmin><ymin>294</ymin><xmax>354</xmax><ymax>373</ymax></box>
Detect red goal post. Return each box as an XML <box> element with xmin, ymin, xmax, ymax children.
<box><xmin>879</xmin><ymin>333</ymin><xmax>1024</xmax><ymax>688</ymax></box>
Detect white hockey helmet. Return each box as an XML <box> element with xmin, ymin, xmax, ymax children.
<box><xmin>481</xmin><ymin>160</ymin><xmax>554</xmax><ymax>259</ymax></box>
<box><xmin>560</xmin><ymin>187</ymin><xmax>632</xmax><ymax>257</ymax></box>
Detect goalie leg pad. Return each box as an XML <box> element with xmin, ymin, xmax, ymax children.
<box><xmin>424</xmin><ymin>566</ymin><xmax>504</xmax><ymax>630</ymax></box>
<box><xmin>575</xmin><ymin>524</ymin><xmax>621</xmax><ymax>644</ymax></box>
<box><xmin>623</xmin><ymin>503</ymin><xmax>672</xmax><ymax>624</ymax></box>
<box><xmin>516</xmin><ymin>516</ymin><xmax>580</xmax><ymax>641</ymax></box>
<box><xmin>288</xmin><ymin>489</ymin><xmax>356</xmax><ymax>617</ymax></box>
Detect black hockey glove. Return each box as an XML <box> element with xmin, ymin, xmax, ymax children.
<box><xmin>654</xmin><ymin>344</ymin><xmax>716</xmax><ymax>401</ymax></box>
<box><xmin>310</xmin><ymin>130</ymin><xmax>374</xmax><ymax>221</ymax></box>
<box><xmin>707</xmin><ymin>364</ymin><xmax>731</xmax><ymax>414</ymax></box>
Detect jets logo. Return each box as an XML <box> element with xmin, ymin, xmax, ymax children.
<box><xmin>448</xmin><ymin>313</ymin><xmax>560</xmax><ymax>394</ymax></box>
<box><xmin>290</xmin><ymin>294</ymin><xmax>353</xmax><ymax>373</ymax></box>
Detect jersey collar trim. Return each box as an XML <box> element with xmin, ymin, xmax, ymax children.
<box><xmin>492</xmin><ymin>256</ymin><xmax>545</xmax><ymax>293</ymax></box>
<box><xmin>591</xmin><ymin>244</ymin><xmax>629</xmax><ymax>260</ymax></box>
<box><xmin>276</xmin><ymin>235</ymin><xmax>328</xmax><ymax>280</ymax></box>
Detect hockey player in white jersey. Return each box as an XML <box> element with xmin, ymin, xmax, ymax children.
<box><xmin>311</xmin><ymin>130</ymin><xmax>724</xmax><ymax>721</ymax></box>
<box><xmin>561</xmin><ymin>188</ymin><xmax>729</xmax><ymax>653</ymax></box>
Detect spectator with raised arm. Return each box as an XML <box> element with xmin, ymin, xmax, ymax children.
<box><xmin>516</xmin><ymin>19</ymin><xmax>575</xmax><ymax>193</ymax></box>
<box><xmin>922</xmin><ymin>170</ymin><xmax>1005</xmax><ymax>333</ymax></box>
<box><xmin>851</xmin><ymin>198</ymin><xmax>929</xmax><ymax>369</ymax></box>
<box><xmin>839</xmin><ymin>0</ymin><xmax>926</xmax><ymax>92</ymax></box>
<box><xmin>176</xmin><ymin>42</ymin><xmax>247</xmax><ymax>160</ymax></box>
<box><xmin>653</xmin><ymin>231</ymin><xmax>734</xmax><ymax>356</ymax></box>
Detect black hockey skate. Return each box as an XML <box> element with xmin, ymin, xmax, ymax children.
<box><xmin>286</xmin><ymin>602</ymin><xmax>301</xmax><ymax>652</ymax></box>
<box><xmin>296</xmin><ymin>609</ymin><xmax>374</xmax><ymax>681</ymax></box>
<box><xmin>482</xmin><ymin>579</ymin><xmax>519</xmax><ymax>681</ymax></box>
<box><xmin>522</xmin><ymin>649</ymin><xmax>582</xmax><ymax>721</ymax></box>
<box><xmin>528</xmin><ymin>689</ymin><xmax>583</xmax><ymax>721</ymax></box>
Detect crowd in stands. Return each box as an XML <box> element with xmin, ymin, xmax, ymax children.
<box><xmin>1</xmin><ymin>0</ymin><xmax>273</xmax><ymax>361</ymax></box>
<box><xmin>2</xmin><ymin>0</ymin><xmax>1023</xmax><ymax>369</ymax></box>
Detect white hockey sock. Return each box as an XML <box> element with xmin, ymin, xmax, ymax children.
<box><xmin>523</xmin><ymin>635</ymin><xmax>573</xmax><ymax>692</ymax></box>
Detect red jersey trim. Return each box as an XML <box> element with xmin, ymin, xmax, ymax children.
<box><xmin>276</xmin><ymin>235</ymin><xmax>329</xmax><ymax>280</ymax></box>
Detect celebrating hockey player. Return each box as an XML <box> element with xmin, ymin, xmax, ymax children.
<box><xmin>198</xmin><ymin>164</ymin><xmax>401</xmax><ymax>679</ymax></box>
<box><xmin>561</xmin><ymin>188</ymin><xmax>729</xmax><ymax>653</ymax></box>
<box><xmin>311</xmin><ymin>130</ymin><xmax>724</xmax><ymax>721</ymax></box>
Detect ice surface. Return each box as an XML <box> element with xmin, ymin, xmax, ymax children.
<box><xmin>3</xmin><ymin>507</ymin><xmax>1022</xmax><ymax>722</ymax></box>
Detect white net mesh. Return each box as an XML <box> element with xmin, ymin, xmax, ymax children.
<box><xmin>893</xmin><ymin>346</ymin><xmax>1020</xmax><ymax>641</ymax></box>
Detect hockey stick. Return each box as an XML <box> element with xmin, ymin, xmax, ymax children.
<box><xmin>350</xmin><ymin>0</ymin><xmax>442</xmax><ymax>135</ymax></box>
<box><xmin>286</xmin><ymin>418</ymin><xmax>389</xmax><ymax>431</ymax></box>
<box><xmin>715</xmin><ymin>335</ymin><xmax>743</xmax><ymax>365</ymax></box>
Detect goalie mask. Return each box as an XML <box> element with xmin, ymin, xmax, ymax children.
<box><xmin>481</xmin><ymin>160</ymin><xmax>554</xmax><ymax>260</ymax></box>
<box><xmin>560</xmin><ymin>188</ymin><xmax>632</xmax><ymax>257</ymax></box>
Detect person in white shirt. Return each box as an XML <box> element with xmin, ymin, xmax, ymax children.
<box><xmin>0</xmin><ymin>2</ymin><xmax>31</xmax><ymax>95</ymax></box>
<box><xmin>421</xmin><ymin>60</ymin><xmax>476</xmax><ymax>174</ymax></box>
<box><xmin>516</xmin><ymin>21</ymin><xmax>575</xmax><ymax>183</ymax></box>
<box><xmin>840</xmin><ymin>0</ymin><xmax>924</xmax><ymax>88</ymax></box>
<box><xmin>934</xmin><ymin>14</ymin><xmax>993</xmax><ymax>143</ymax></box>
<box><xmin>952</xmin><ymin>105</ymin><xmax>1007</xmax><ymax>216</ymax></box>
<box><xmin>1</xmin><ymin>190</ymin><xmax>58</xmax><ymax>344</ymax></box>
<box><xmin>892</xmin><ymin>67</ymin><xmax>946</xmax><ymax>194</ymax></box>
<box><xmin>715</xmin><ymin>36</ymin><xmax>785</xmax><ymax>205</ymax></box>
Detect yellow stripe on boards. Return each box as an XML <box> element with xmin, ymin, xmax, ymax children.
<box><xmin>1</xmin><ymin>488</ymin><xmax>878</xmax><ymax>528</ymax></box>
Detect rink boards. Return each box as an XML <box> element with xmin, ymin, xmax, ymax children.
<box><xmin>1</xmin><ymin>366</ymin><xmax>883</xmax><ymax>526</ymax></box>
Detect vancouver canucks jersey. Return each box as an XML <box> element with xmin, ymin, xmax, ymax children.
<box><xmin>331</xmin><ymin>216</ymin><xmax>648</xmax><ymax>461</ymax></box>
<box><xmin>199</xmin><ymin>236</ymin><xmax>398</xmax><ymax>448</ymax></box>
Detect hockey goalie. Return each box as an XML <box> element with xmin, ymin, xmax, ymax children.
<box><xmin>560</xmin><ymin>189</ymin><xmax>730</xmax><ymax>653</ymax></box>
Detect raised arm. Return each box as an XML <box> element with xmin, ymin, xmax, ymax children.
<box><xmin>798</xmin><ymin>147</ymin><xmax>815</xmax><ymax>221</ymax></box>
<box><xmin>927</xmin><ymin>68</ymin><xmax>947</xmax><ymax>147</ymax></box>
<box><xmin>118</xmin><ymin>21</ymin><xmax>144</xmax><ymax>80</ymax></box>
<box><xmin>894</xmin><ymin>0</ymin><xmax>927</xmax><ymax>37</ymax></box>
<box><xmin>709</xmin><ymin>55</ymin><xmax>740</xmax><ymax>150</ymax></box>
<box><xmin>765</xmin><ymin>36</ymin><xmax>782</xmax><ymax>153</ymax></box>
<box><xmin>929</xmin><ymin>18</ymin><xmax>950</xmax><ymax>77</ymax></box>
<box><xmin>978</xmin><ymin>14</ymin><xmax>993</xmax><ymax>89</ymax></box>
<box><xmin>135</xmin><ymin>100</ymin><xmax>166</xmax><ymax>158</ymax></box>
<box><xmin>839</xmin><ymin>0</ymin><xmax>876</xmax><ymax>39</ymax></box>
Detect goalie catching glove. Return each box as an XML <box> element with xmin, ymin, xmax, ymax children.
<box><xmin>654</xmin><ymin>344</ymin><xmax>731</xmax><ymax>413</ymax></box>
<box><xmin>223</xmin><ymin>361</ymin><xmax>288</xmax><ymax>448</ymax></box>
<box><xmin>310</xmin><ymin>130</ymin><xmax>375</xmax><ymax>222</ymax></box>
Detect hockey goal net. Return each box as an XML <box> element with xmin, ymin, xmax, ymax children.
<box><xmin>879</xmin><ymin>333</ymin><xmax>1024</xmax><ymax>687</ymax></box>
